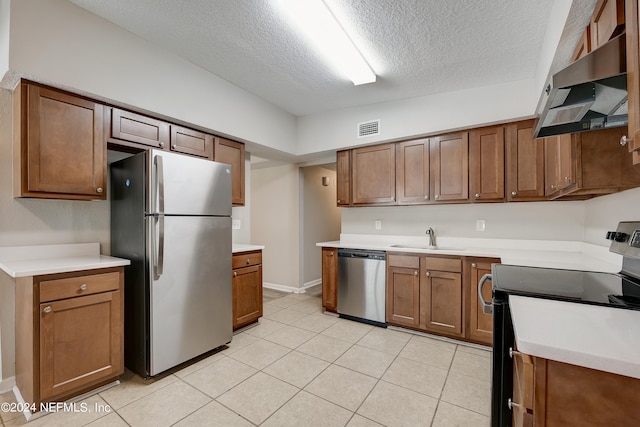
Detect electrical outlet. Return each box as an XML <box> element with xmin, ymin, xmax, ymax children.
<box><xmin>232</xmin><ymin>220</ymin><xmax>241</xmax><ymax>230</ymax></box>
<box><xmin>476</xmin><ymin>220</ymin><xmax>486</xmax><ymax>232</ymax></box>
<box><xmin>375</xmin><ymin>220</ymin><xmax>382</xmax><ymax>230</ymax></box>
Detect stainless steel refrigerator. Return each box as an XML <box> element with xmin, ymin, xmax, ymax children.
<box><xmin>110</xmin><ymin>149</ymin><xmax>232</xmax><ymax>377</ymax></box>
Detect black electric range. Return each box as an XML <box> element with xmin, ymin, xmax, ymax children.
<box><xmin>487</xmin><ymin>221</ymin><xmax>640</xmax><ymax>427</ymax></box>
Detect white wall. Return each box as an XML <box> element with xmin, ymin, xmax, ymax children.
<box><xmin>6</xmin><ymin>0</ymin><xmax>297</xmax><ymax>154</ymax></box>
<box><xmin>341</xmin><ymin>200</ymin><xmax>586</xmax><ymax>242</ymax></box>
<box><xmin>251</xmin><ymin>164</ymin><xmax>301</xmax><ymax>291</ymax></box>
<box><xmin>584</xmin><ymin>187</ymin><xmax>640</xmax><ymax>246</ymax></box>
<box><xmin>0</xmin><ymin>0</ymin><xmax>9</xmax><ymax>80</ymax></box>
<box><xmin>301</xmin><ymin>166</ymin><xmax>341</xmax><ymax>286</ymax></box>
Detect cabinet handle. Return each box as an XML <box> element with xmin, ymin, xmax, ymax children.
<box><xmin>507</xmin><ymin>398</ymin><xmax>521</xmax><ymax>410</ymax></box>
<box><xmin>621</xmin><ymin>135</ymin><xmax>633</xmax><ymax>146</ymax></box>
<box><xmin>471</xmin><ymin>263</ymin><xmax>477</xmax><ymax>268</ymax></box>
<box><xmin>233</xmin><ymin>271</ymin><xmax>237</xmax><ymax>277</ymax></box>
<box><xmin>96</xmin><ymin>187</ymin><xmax>103</xmax><ymax>193</ymax></box>
<box><xmin>79</xmin><ymin>284</ymin><xmax>87</xmax><ymax>291</ymax></box>
<box><xmin>474</xmin><ymin>193</ymin><xmax>480</xmax><ymax>198</ymax></box>
<box><xmin>43</xmin><ymin>306</ymin><xmax>52</xmax><ymax>313</ymax></box>
<box><xmin>159</xmin><ymin>142</ymin><xmax>165</xmax><ymax>148</ymax></box>
<box><xmin>425</xmin><ymin>271</ymin><xmax>430</xmax><ymax>277</ymax></box>
<box><xmin>511</xmin><ymin>191</ymin><xmax>517</xmax><ymax>196</ymax></box>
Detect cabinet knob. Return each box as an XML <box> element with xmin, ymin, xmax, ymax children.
<box><xmin>474</xmin><ymin>193</ymin><xmax>480</xmax><ymax>198</ymax></box>
<box><xmin>621</xmin><ymin>135</ymin><xmax>633</xmax><ymax>146</ymax></box>
<box><xmin>414</xmin><ymin>271</ymin><xmax>418</xmax><ymax>276</ymax></box>
<box><xmin>43</xmin><ymin>306</ymin><xmax>52</xmax><ymax>313</ymax></box>
<box><xmin>507</xmin><ymin>398</ymin><xmax>521</xmax><ymax>410</ymax></box>
<box><xmin>159</xmin><ymin>142</ymin><xmax>165</xmax><ymax>148</ymax></box>
<box><xmin>337</xmin><ymin>199</ymin><xmax>341</xmax><ymax>203</ymax></box>
<box><xmin>80</xmin><ymin>284</ymin><xmax>87</xmax><ymax>291</ymax></box>
<box><xmin>551</xmin><ymin>184</ymin><xmax>557</xmax><ymax>189</ymax></box>
<box><xmin>246</xmin><ymin>259</ymin><xmax>250</xmax><ymax>264</ymax></box>
<box><xmin>425</xmin><ymin>271</ymin><xmax>430</xmax><ymax>277</ymax></box>
<box><xmin>511</xmin><ymin>191</ymin><xmax>517</xmax><ymax>196</ymax></box>
<box><xmin>434</xmin><ymin>195</ymin><xmax>440</xmax><ymax>200</ymax></box>
<box><xmin>96</xmin><ymin>187</ymin><xmax>103</xmax><ymax>193</ymax></box>
<box><xmin>564</xmin><ymin>176</ymin><xmax>571</xmax><ymax>182</ymax></box>
<box><xmin>172</xmin><ymin>144</ymin><xmax>177</xmax><ymax>150</ymax></box>
<box><xmin>424</xmin><ymin>196</ymin><xmax>429</xmax><ymax>200</ymax></box>
<box><xmin>233</xmin><ymin>271</ymin><xmax>237</xmax><ymax>277</ymax></box>
<box><xmin>471</xmin><ymin>263</ymin><xmax>477</xmax><ymax>268</ymax></box>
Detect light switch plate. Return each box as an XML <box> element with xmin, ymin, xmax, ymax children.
<box><xmin>375</xmin><ymin>220</ymin><xmax>382</xmax><ymax>230</ymax></box>
<box><xmin>232</xmin><ymin>220</ymin><xmax>241</xmax><ymax>230</ymax></box>
<box><xmin>476</xmin><ymin>220</ymin><xmax>486</xmax><ymax>232</ymax></box>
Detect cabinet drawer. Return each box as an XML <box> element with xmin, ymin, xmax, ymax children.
<box><xmin>423</xmin><ymin>257</ymin><xmax>462</xmax><ymax>273</ymax></box>
<box><xmin>388</xmin><ymin>254</ymin><xmax>420</xmax><ymax>269</ymax></box>
<box><xmin>233</xmin><ymin>251</ymin><xmax>262</xmax><ymax>269</ymax></box>
<box><xmin>40</xmin><ymin>272</ymin><xmax>120</xmax><ymax>302</ymax></box>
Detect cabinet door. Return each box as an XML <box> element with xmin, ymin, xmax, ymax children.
<box><xmin>396</xmin><ymin>139</ymin><xmax>430</xmax><ymax>204</ymax></box>
<box><xmin>469</xmin><ymin>126</ymin><xmax>505</xmax><ymax>202</ymax></box>
<box><xmin>352</xmin><ymin>144</ymin><xmax>396</xmax><ymax>205</ymax></box>
<box><xmin>590</xmin><ymin>0</ymin><xmax>625</xmax><ymax>49</ymax></box>
<box><xmin>336</xmin><ymin>150</ymin><xmax>351</xmax><ymax>206</ymax></box>
<box><xmin>232</xmin><ymin>265</ymin><xmax>263</xmax><ymax>329</ymax></box>
<box><xmin>386</xmin><ymin>267</ymin><xmax>420</xmax><ymax>327</ymax></box>
<box><xmin>625</xmin><ymin>0</ymin><xmax>640</xmax><ymax>164</ymax></box>
<box><xmin>22</xmin><ymin>83</ymin><xmax>106</xmax><ymax>199</ymax></box>
<box><xmin>545</xmin><ymin>134</ymin><xmax>575</xmax><ymax>197</ymax></box>
<box><xmin>111</xmin><ymin>108</ymin><xmax>170</xmax><ymax>148</ymax></box>
<box><xmin>321</xmin><ymin>248</ymin><xmax>338</xmax><ymax>312</ymax></box>
<box><xmin>430</xmin><ymin>132</ymin><xmax>469</xmax><ymax>202</ymax></box>
<box><xmin>420</xmin><ymin>269</ymin><xmax>463</xmax><ymax>337</ymax></box>
<box><xmin>512</xmin><ymin>351</ymin><xmax>534</xmax><ymax>427</ymax></box>
<box><xmin>505</xmin><ymin>120</ymin><xmax>546</xmax><ymax>201</ymax></box>
<box><xmin>171</xmin><ymin>126</ymin><xmax>213</xmax><ymax>159</ymax></box>
<box><xmin>468</xmin><ymin>259</ymin><xmax>497</xmax><ymax>345</ymax></box>
<box><xmin>214</xmin><ymin>137</ymin><xmax>245</xmax><ymax>206</ymax></box>
<box><xmin>544</xmin><ymin>135</ymin><xmax>560</xmax><ymax>196</ymax></box>
<box><xmin>571</xmin><ymin>25</ymin><xmax>592</xmax><ymax>62</ymax></box>
<box><xmin>40</xmin><ymin>291</ymin><xmax>122</xmax><ymax>401</ymax></box>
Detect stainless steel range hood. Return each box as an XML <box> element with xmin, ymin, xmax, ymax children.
<box><xmin>534</xmin><ymin>34</ymin><xmax>628</xmax><ymax>138</ymax></box>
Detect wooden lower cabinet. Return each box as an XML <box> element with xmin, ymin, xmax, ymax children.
<box><xmin>386</xmin><ymin>254</ymin><xmax>421</xmax><ymax>327</ymax></box>
<box><xmin>321</xmin><ymin>247</ymin><xmax>338</xmax><ymax>312</ymax></box>
<box><xmin>16</xmin><ymin>267</ymin><xmax>124</xmax><ymax>411</ymax></box>
<box><xmin>232</xmin><ymin>250</ymin><xmax>263</xmax><ymax>329</ymax></box>
<box><xmin>420</xmin><ymin>256</ymin><xmax>464</xmax><ymax>337</ymax></box>
<box><xmin>513</xmin><ymin>352</ymin><xmax>640</xmax><ymax>426</ymax></box>
<box><xmin>466</xmin><ymin>257</ymin><xmax>499</xmax><ymax>345</ymax></box>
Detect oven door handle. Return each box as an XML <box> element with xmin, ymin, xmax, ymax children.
<box><xmin>478</xmin><ymin>274</ymin><xmax>493</xmax><ymax>315</ymax></box>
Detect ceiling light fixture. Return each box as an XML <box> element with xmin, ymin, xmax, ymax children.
<box><xmin>270</xmin><ymin>0</ymin><xmax>376</xmax><ymax>85</ymax></box>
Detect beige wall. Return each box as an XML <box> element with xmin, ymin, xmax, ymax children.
<box><xmin>584</xmin><ymin>187</ymin><xmax>640</xmax><ymax>246</ymax></box>
<box><xmin>301</xmin><ymin>166</ymin><xmax>341</xmax><ymax>286</ymax></box>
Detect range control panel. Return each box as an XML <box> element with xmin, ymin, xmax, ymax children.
<box><xmin>607</xmin><ymin>222</ymin><xmax>640</xmax><ymax>258</ymax></box>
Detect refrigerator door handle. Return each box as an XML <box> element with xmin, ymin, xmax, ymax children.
<box><xmin>154</xmin><ymin>154</ymin><xmax>165</xmax><ymax>279</ymax></box>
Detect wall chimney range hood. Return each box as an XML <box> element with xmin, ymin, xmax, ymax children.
<box><xmin>534</xmin><ymin>34</ymin><xmax>628</xmax><ymax>138</ymax></box>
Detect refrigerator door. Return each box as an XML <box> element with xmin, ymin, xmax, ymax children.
<box><xmin>147</xmin><ymin>214</ymin><xmax>232</xmax><ymax>375</ymax></box>
<box><xmin>148</xmin><ymin>149</ymin><xmax>232</xmax><ymax>216</ymax></box>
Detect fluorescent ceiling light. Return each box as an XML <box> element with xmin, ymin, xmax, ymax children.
<box><xmin>271</xmin><ymin>0</ymin><xmax>376</xmax><ymax>85</ymax></box>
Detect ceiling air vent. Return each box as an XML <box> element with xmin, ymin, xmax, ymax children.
<box><xmin>358</xmin><ymin>120</ymin><xmax>380</xmax><ymax>138</ymax></box>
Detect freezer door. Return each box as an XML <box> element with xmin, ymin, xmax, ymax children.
<box><xmin>148</xmin><ymin>215</ymin><xmax>232</xmax><ymax>375</ymax></box>
<box><xmin>148</xmin><ymin>149</ymin><xmax>232</xmax><ymax>216</ymax></box>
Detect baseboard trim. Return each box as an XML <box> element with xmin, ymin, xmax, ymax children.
<box><xmin>262</xmin><ymin>281</ymin><xmax>320</xmax><ymax>294</ymax></box>
<box><xmin>0</xmin><ymin>376</ymin><xmax>15</xmax><ymax>394</ymax></box>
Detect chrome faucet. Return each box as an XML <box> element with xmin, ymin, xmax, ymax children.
<box><xmin>426</xmin><ymin>227</ymin><xmax>436</xmax><ymax>247</ymax></box>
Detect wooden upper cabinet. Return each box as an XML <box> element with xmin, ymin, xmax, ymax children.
<box><xmin>352</xmin><ymin>143</ymin><xmax>396</xmax><ymax>205</ymax></box>
<box><xmin>214</xmin><ymin>137</ymin><xmax>245</xmax><ymax>206</ymax></box>
<box><xmin>545</xmin><ymin>134</ymin><xmax>576</xmax><ymax>198</ymax></box>
<box><xmin>336</xmin><ymin>150</ymin><xmax>351</xmax><ymax>206</ymax></box>
<box><xmin>396</xmin><ymin>139</ymin><xmax>430</xmax><ymax>204</ymax></box>
<box><xmin>16</xmin><ymin>82</ymin><xmax>106</xmax><ymax>200</ymax></box>
<box><xmin>430</xmin><ymin>132</ymin><xmax>469</xmax><ymax>203</ymax></box>
<box><xmin>571</xmin><ymin>25</ymin><xmax>592</xmax><ymax>62</ymax></box>
<box><xmin>170</xmin><ymin>126</ymin><xmax>213</xmax><ymax>159</ymax></box>
<box><xmin>625</xmin><ymin>0</ymin><xmax>640</xmax><ymax>164</ymax></box>
<box><xmin>590</xmin><ymin>0</ymin><xmax>625</xmax><ymax>49</ymax></box>
<box><xmin>469</xmin><ymin>126</ymin><xmax>505</xmax><ymax>202</ymax></box>
<box><xmin>110</xmin><ymin>108</ymin><xmax>170</xmax><ymax>149</ymax></box>
<box><xmin>505</xmin><ymin>120</ymin><xmax>546</xmax><ymax>201</ymax></box>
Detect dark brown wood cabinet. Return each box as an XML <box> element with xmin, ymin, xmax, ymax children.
<box><xmin>571</xmin><ymin>25</ymin><xmax>592</xmax><ymax>62</ymax></box>
<box><xmin>321</xmin><ymin>247</ymin><xmax>338</xmax><ymax>312</ymax></box>
<box><xmin>470</xmin><ymin>126</ymin><xmax>505</xmax><ymax>202</ymax></box>
<box><xmin>544</xmin><ymin>134</ymin><xmax>575</xmax><ymax>198</ymax></box>
<box><xmin>386</xmin><ymin>254</ymin><xmax>421</xmax><ymax>328</ymax></box>
<box><xmin>591</xmin><ymin>0</ymin><xmax>625</xmax><ymax>49</ymax></box>
<box><xmin>171</xmin><ymin>125</ymin><xmax>213</xmax><ymax>159</ymax></box>
<box><xmin>15</xmin><ymin>81</ymin><xmax>106</xmax><ymax>200</ymax></box>
<box><xmin>466</xmin><ymin>257</ymin><xmax>499</xmax><ymax>346</ymax></box>
<box><xmin>419</xmin><ymin>256</ymin><xmax>464</xmax><ymax>337</ymax></box>
<box><xmin>625</xmin><ymin>0</ymin><xmax>640</xmax><ymax>164</ymax></box>
<box><xmin>430</xmin><ymin>132</ymin><xmax>469</xmax><ymax>203</ymax></box>
<box><xmin>110</xmin><ymin>108</ymin><xmax>170</xmax><ymax>149</ymax></box>
<box><xmin>214</xmin><ymin>137</ymin><xmax>245</xmax><ymax>206</ymax></box>
<box><xmin>16</xmin><ymin>268</ymin><xmax>124</xmax><ymax>409</ymax></box>
<box><xmin>513</xmin><ymin>352</ymin><xmax>640</xmax><ymax>427</ymax></box>
<box><xmin>352</xmin><ymin>144</ymin><xmax>396</xmax><ymax>205</ymax></box>
<box><xmin>396</xmin><ymin>139</ymin><xmax>430</xmax><ymax>204</ymax></box>
<box><xmin>506</xmin><ymin>120</ymin><xmax>546</xmax><ymax>202</ymax></box>
<box><xmin>336</xmin><ymin>150</ymin><xmax>352</xmax><ymax>206</ymax></box>
<box><xmin>232</xmin><ymin>250</ymin><xmax>263</xmax><ymax>329</ymax></box>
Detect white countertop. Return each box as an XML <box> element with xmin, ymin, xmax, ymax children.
<box><xmin>317</xmin><ymin>234</ymin><xmax>622</xmax><ymax>272</ymax></box>
<box><xmin>232</xmin><ymin>244</ymin><xmax>265</xmax><ymax>253</ymax></box>
<box><xmin>510</xmin><ymin>295</ymin><xmax>640</xmax><ymax>379</ymax></box>
<box><xmin>0</xmin><ymin>243</ymin><xmax>130</xmax><ymax>278</ymax></box>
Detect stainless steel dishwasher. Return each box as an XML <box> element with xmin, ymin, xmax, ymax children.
<box><xmin>337</xmin><ymin>249</ymin><xmax>387</xmax><ymax>326</ymax></box>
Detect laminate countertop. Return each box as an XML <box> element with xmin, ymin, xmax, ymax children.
<box><xmin>232</xmin><ymin>244</ymin><xmax>265</xmax><ymax>254</ymax></box>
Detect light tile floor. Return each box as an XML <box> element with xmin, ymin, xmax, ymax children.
<box><xmin>0</xmin><ymin>288</ymin><xmax>492</xmax><ymax>426</ymax></box>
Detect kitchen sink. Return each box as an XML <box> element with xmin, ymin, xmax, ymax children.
<box><xmin>390</xmin><ymin>244</ymin><xmax>465</xmax><ymax>251</ymax></box>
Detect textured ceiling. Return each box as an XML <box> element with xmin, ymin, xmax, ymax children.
<box><xmin>69</xmin><ymin>0</ymin><xmax>571</xmax><ymax>116</ymax></box>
